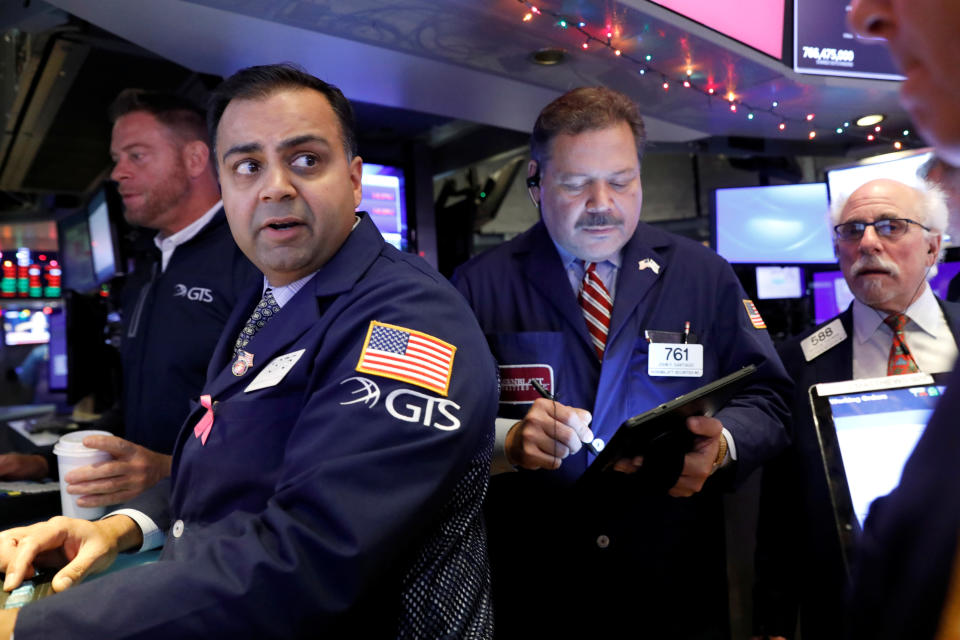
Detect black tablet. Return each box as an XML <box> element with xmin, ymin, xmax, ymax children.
<box><xmin>809</xmin><ymin>372</ymin><xmax>948</xmax><ymax>574</ymax></box>
<box><xmin>580</xmin><ymin>364</ymin><xmax>756</xmax><ymax>488</ymax></box>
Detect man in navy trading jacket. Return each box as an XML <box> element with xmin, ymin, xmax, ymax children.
<box><xmin>753</xmin><ymin>178</ymin><xmax>960</xmax><ymax>640</ymax></box>
<box><xmin>0</xmin><ymin>90</ymin><xmax>259</xmax><ymax>506</ymax></box>
<box><xmin>453</xmin><ymin>86</ymin><xmax>791</xmax><ymax>638</ymax></box>
<box><xmin>0</xmin><ymin>64</ymin><xmax>497</xmax><ymax>639</ymax></box>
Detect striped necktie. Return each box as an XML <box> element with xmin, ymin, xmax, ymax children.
<box><xmin>233</xmin><ymin>287</ymin><xmax>281</xmax><ymax>360</ymax></box>
<box><xmin>579</xmin><ymin>262</ymin><xmax>613</xmax><ymax>360</ymax></box>
<box><xmin>884</xmin><ymin>313</ymin><xmax>920</xmax><ymax>375</ymax></box>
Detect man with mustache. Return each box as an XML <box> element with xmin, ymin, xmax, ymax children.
<box><xmin>0</xmin><ymin>64</ymin><xmax>497</xmax><ymax>638</ymax></box>
<box><xmin>753</xmin><ymin>178</ymin><xmax>960</xmax><ymax>640</ymax></box>
<box><xmin>453</xmin><ymin>86</ymin><xmax>791</xmax><ymax>638</ymax></box>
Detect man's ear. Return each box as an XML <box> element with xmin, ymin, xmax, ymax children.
<box><xmin>183</xmin><ymin>140</ymin><xmax>211</xmax><ymax>179</ymax></box>
<box><xmin>928</xmin><ymin>233</ymin><xmax>943</xmax><ymax>265</ymax></box>
<box><xmin>349</xmin><ymin>155</ymin><xmax>363</xmax><ymax>209</ymax></box>
<box><xmin>526</xmin><ymin>160</ymin><xmax>540</xmax><ymax>208</ymax></box>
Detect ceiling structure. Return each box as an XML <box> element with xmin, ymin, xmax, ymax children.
<box><xmin>0</xmin><ymin>0</ymin><xmax>918</xmax><ymax>235</ymax></box>
<box><xmin>45</xmin><ymin>0</ymin><xmax>911</xmax><ymax>147</ymax></box>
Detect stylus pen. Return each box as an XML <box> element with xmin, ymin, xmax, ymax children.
<box><xmin>529</xmin><ymin>379</ymin><xmax>604</xmax><ymax>455</ymax></box>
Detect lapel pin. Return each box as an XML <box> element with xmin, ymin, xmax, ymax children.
<box><xmin>232</xmin><ymin>350</ymin><xmax>254</xmax><ymax>376</ymax></box>
<box><xmin>638</xmin><ymin>258</ymin><xmax>660</xmax><ymax>274</ymax></box>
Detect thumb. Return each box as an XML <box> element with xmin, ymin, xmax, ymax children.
<box><xmin>571</xmin><ymin>409</ymin><xmax>594</xmax><ymax>442</ymax></box>
<box><xmin>51</xmin><ymin>547</ymin><xmax>100</xmax><ymax>592</ymax></box>
<box><xmin>686</xmin><ymin>416</ymin><xmax>722</xmax><ymax>438</ymax></box>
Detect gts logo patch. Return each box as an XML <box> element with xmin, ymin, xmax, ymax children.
<box><xmin>173</xmin><ymin>284</ymin><xmax>214</xmax><ymax>303</ymax></box>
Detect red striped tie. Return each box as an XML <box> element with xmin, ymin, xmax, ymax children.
<box><xmin>579</xmin><ymin>262</ymin><xmax>613</xmax><ymax>360</ymax></box>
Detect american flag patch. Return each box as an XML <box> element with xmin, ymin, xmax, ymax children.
<box><xmin>356</xmin><ymin>321</ymin><xmax>456</xmax><ymax>396</ymax></box>
<box><xmin>743</xmin><ymin>299</ymin><xmax>767</xmax><ymax>329</ymax></box>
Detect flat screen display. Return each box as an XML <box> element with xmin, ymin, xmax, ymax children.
<box><xmin>359</xmin><ymin>163</ymin><xmax>408</xmax><ymax>251</ymax></box>
<box><xmin>714</xmin><ymin>183</ymin><xmax>835</xmax><ymax>263</ymax></box>
<box><xmin>2</xmin><ymin>307</ymin><xmax>51</xmax><ymax>346</ymax></box>
<box><xmin>812</xmin><ymin>270</ymin><xmax>855</xmax><ymax>324</ymax></box>
<box><xmin>826</xmin><ymin>384</ymin><xmax>942</xmax><ymax>526</ymax></box>
<box><xmin>47</xmin><ymin>306</ymin><xmax>67</xmax><ymax>391</ymax></box>
<box><xmin>794</xmin><ymin>0</ymin><xmax>902</xmax><ymax>79</ymax></box>
<box><xmin>58</xmin><ymin>212</ymin><xmax>97</xmax><ymax>293</ymax></box>
<box><xmin>0</xmin><ymin>249</ymin><xmax>61</xmax><ymax>299</ymax></box>
<box><xmin>826</xmin><ymin>150</ymin><xmax>933</xmax><ymax>204</ymax></box>
<box><xmin>756</xmin><ymin>266</ymin><xmax>804</xmax><ymax>299</ymax></box>
<box><xmin>87</xmin><ymin>192</ymin><xmax>117</xmax><ymax>284</ymax></box>
<box><xmin>649</xmin><ymin>0</ymin><xmax>784</xmax><ymax>59</ymax></box>
<box><xmin>58</xmin><ymin>186</ymin><xmax>122</xmax><ymax>293</ymax></box>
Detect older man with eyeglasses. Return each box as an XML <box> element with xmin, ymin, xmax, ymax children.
<box><xmin>752</xmin><ymin>177</ymin><xmax>960</xmax><ymax>640</ymax></box>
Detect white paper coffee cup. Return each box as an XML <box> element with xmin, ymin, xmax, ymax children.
<box><xmin>53</xmin><ymin>430</ymin><xmax>114</xmax><ymax>520</ymax></box>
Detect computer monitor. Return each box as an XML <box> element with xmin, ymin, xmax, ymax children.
<box><xmin>0</xmin><ymin>248</ymin><xmax>61</xmax><ymax>299</ymax></box>
<box><xmin>812</xmin><ymin>270</ymin><xmax>854</xmax><ymax>324</ymax></box>
<box><xmin>359</xmin><ymin>163</ymin><xmax>409</xmax><ymax>251</ymax></box>
<box><xmin>47</xmin><ymin>305</ymin><xmax>67</xmax><ymax>392</ymax></box>
<box><xmin>713</xmin><ymin>183</ymin><xmax>835</xmax><ymax>263</ymax></box>
<box><xmin>930</xmin><ymin>261</ymin><xmax>960</xmax><ymax>299</ymax></box>
<box><xmin>58</xmin><ymin>185</ymin><xmax>123</xmax><ymax>293</ymax></box>
<box><xmin>1</xmin><ymin>305</ymin><xmax>52</xmax><ymax>346</ymax></box>
<box><xmin>87</xmin><ymin>189</ymin><xmax>120</xmax><ymax>284</ymax></box>
<box><xmin>756</xmin><ymin>266</ymin><xmax>805</xmax><ymax>300</ymax></box>
<box><xmin>826</xmin><ymin>148</ymin><xmax>934</xmax><ymax>204</ymax></box>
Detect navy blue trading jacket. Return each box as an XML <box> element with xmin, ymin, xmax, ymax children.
<box><xmin>17</xmin><ymin>213</ymin><xmax>497</xmax><ymax>638</ymax></box>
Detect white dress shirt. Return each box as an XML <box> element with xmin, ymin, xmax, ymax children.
<box><xmin>852</xmin><ymin>285</ymin><xmax>958</xmax><ymax>379</ymax></box>
<box><xmin>153</xmin><ymin>200</ymin><xmax>223</xmax><ymax>272</ymax></box>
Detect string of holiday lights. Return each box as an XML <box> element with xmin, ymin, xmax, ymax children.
<box><xmin>517</xmin><ymin>0</ymin><xmax>917</xmax><ymax>150</ymax></box>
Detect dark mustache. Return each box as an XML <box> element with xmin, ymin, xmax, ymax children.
<box><xmin>575</xmin><ymin>213</ymin><xmax>623</xmax><ymax>229</ymax></box>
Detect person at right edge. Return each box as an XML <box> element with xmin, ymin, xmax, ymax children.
<box><xmin>841</xmin><ymin>1</ymin><xmax>960</xmax><ymax>638</ymax></box>
<box><xmin>752</xmin><ymin>178</ymin><xmax>960</xmax><ymax>640</ymax></box>
<box><xmin>452</xmin><ymin>86</ymin><xmax>791</xmax><ymax>639</ymax></box>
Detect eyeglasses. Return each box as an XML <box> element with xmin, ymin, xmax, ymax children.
<box><xmin>833</xmin><ymin>218</ymin><xmax>931</xmax><ymax>241</ymax></box>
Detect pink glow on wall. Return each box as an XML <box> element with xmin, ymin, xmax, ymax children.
<box><xmin>650</xmin><ymin>1</ymin><xmax>785</xmax><ymax>59</ymax></box>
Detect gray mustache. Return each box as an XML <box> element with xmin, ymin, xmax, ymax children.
<box><xmin>851</xmin><ymin>255</ymin><xmax>900</xmax><ymax>278</ymax></box>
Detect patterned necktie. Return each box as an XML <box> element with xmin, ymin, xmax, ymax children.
<box><xmin>884</xmin><ymin>313</ymin><xmax>920</xmax><ymax>375</ymax></box>
<box><xmin>233</xmin><ymin>287</ymin><xmax>281</xmax><ymax>360</ymax></box>
<box><xmin>579</xmin><ymin>262</ymin><xmax>613</xmax><ymax>360</ymax></box>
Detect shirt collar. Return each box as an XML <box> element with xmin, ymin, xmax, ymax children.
<box><xmin>153</xmin><ymin>200</ymin><xmax>222</xmax><ymax>252</ymax></box>
<box><xmin>552</xmin><ymin>241</ymin><xmax>623</xmax><ymax>272</ymax></box>
<box><xmin>853</xmin><ymin>284</ymin><xmax>940</xmax><ymax>343</ymax></box>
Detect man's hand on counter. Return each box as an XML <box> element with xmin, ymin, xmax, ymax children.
<box><xmin>0</xmin><ymin>454</ymin><xmax>49</xmax><ymax>481</ymax></box>
<box><xmin>0</xmin><ymin>514</ymin><xmax>142</xmax><ymax>594</ymax></box>
<box><xmin>64</xmin><ymin>436</ymin><xmax>171</xmax><ymax>507</ymax></box>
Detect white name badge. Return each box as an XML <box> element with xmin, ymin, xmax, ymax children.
<box><xmin>800</xmin><ymin>318</ymin><xmax>847</xmax><ymax>362</ymax></box>
<box><xmin>648</xmin><ymin>343</ymin><xmax>704</xmax><ymax>377</ymax></box>
<box><xmin>244</xmin><ymin>349</ymin><xmax>306</xmax><ymax>393</ymax></box>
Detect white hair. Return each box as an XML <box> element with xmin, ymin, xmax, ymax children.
<box><xmin>829</xmin><ymin>178</ymin><xmax>949</xmax><ymax>238</ymax></box>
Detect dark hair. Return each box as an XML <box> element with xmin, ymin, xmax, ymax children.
<box><xmin>530</xmin><ymin>86</ymin><xmax>646</xmax><ymax>170</ymax></box>
<box><xmin>108</xmin><ymin>89</ymin><xmax>209</xmax><ymax>145</ymax></box>
<box><xmin>207</xmin><ymin>63</ymin><xmax>357</xmax><ymax>159</ymax></box>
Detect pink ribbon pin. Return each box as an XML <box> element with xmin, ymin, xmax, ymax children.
<box><xmin>193</xmin><ymin>394</ymin><xmax>214</xmax><ymax>445</ymax></box>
